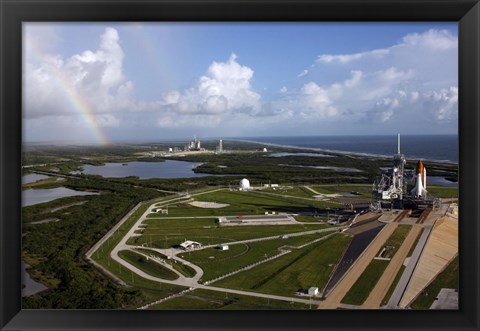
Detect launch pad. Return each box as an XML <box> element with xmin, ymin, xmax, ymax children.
<box><xmin>372</xmin><ymin>134</ymin><xmax>441</xmax><ymax>211</ymax></box>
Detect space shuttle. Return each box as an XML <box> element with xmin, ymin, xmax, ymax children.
<box><xmin>411</xmin><ymin>160</ymin><xmax>427</xmax><ymax>198</ymax></box>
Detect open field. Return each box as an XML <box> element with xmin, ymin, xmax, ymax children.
<box><xmin>135</xmin><ymin>248</ymin><xmax>196</xmax><ymax>278</ymax></box>
<box><xmin>132</xmin><ymin>218</ymin><xmax>330</xmax><ymax>248</ymax></box>
<box><xmin>215</xmin><ymin>234</ymin><xmax>352</xmax><ymax>297</ymax></box>
<box><xmin>341</xmin><ymin>260</ymin><xmax>389</xmax><ymax>305</ymax></box>
<box><xmin>118</xmin><ymin>250</ymin><xmax>179</xmax><ymax>280</ymax></box>
<box><xmin>150</xmin><ymin>289</ymin><xmax>311</xmax><ymax>310</ymax></box>
<box><xmin>183</xmin><ymin>233</ymin><xmax>332</xmax><ymax>281</ymax></box>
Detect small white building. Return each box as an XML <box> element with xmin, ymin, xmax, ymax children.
<box><xmin>179</xmin><ymin>240</ymin><xmax>202</xmax><ymax>250</ymax></box>
<box><xmin>308</xmin><ymin>287</ymin><xmax>319</xmax><ymax>296</ymax></box>
<box><xmin>218</xmin><ymin>244</ymin><xmax>229</xmax><ymax>251</ymax></box>
<box><xmin>263</xmin><ymin>148</ymin><xmax>268</xmax><ymax>152</ymax></box>
<box><xmin>239</xmin><ymin>178</ymin><xmax>251</xmax><ymax>191</ymax></box>
<box><xmin>153</xmin><ymin>208</ymin><xmax>168</xmax><ymax>214</ymax></box>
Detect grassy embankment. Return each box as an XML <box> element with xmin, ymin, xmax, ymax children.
<box><xmin>380</xmin><ymin>227</ymin><xmax>424</xmax><ymax>306</ymax></box>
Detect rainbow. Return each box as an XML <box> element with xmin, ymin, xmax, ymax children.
<box><xmin>24</xmin><ymin>29</ymin><xmax>110</xmax><ymax>145</ymax></box>
<box><xmin>52</xmin><ymin>71</ymin><xmax>110</xmax><ymax>145</ymax></box>
<box><xmin>126</xmin><ymin>23</ymin><xmax>176</xmax><ymax>91</ymax></box>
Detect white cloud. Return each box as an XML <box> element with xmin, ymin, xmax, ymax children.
<box><xmin>24</xmin><ymin>27</ymin><xmax>135</xmax><ymax>120</ymax></box>
<box><xmin>292</xmin><ymin>29</ymin><xmax>458</xmax><ymax>129</ymax></box>
<box><xmin>24</xmin><ymin>26</ymin><xmax>458</xmax><ymax>140</ymax></box>
<box><xmin>297</xmin><ymin>69</ymin><xmax>309</xmax><ymax>78</ymax></box>
<box><xmin>161</xmin><ymin>53</ymin><xmax>261</xmax><ymax>115</ymax></box>
<box><xmin>316</xmin><ymin>29</ymin><xmax>455</xmax><ymax>64</ymax></box>
<box><xmin>317</xmin><ymin>48</ymin><xmax>390</xmax><ymax>64</ymax></box>
<box><xmin>423</xmin><ymin>87</ymin><xmax>458</xmax><ymax>121</ymax></box>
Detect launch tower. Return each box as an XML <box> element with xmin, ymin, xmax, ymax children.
<box><xmin>372</xmin><ymin>134</ymin><xmax>406</xmax><ymax>208</ymax></box>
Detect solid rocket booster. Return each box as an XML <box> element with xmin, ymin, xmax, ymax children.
<box><xmin>411</xmin><ymin>160</ymin><xmax>427</xmax><ymax>198</ymax></box>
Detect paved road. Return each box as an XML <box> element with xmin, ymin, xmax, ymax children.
<box><xmin>88</xmin><ymin>186</ymin><xmax>340</xmax><ymax>306</ymax></box>
<box><xmin>318</xmin><ymin>223</ymin><xmax>399</xmax><ymax>309</ymax></box>
<box><xmin>362</xmin><ymin>225</ymin><xmax>423</xmax><ymax>308</ymax></box>
<box><xmin>85</xmin><ymin>195</ymin><xmax>188</xmax><ymax>285</ymax></box>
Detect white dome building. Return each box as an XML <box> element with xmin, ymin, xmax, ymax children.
<box><xmin>239</xmin><ymin>178</ymin><xmax>251</xmax><ymax>191</ymax></box>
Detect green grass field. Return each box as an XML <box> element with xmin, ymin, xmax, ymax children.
<box><xmin>183</xmin><ymin>233</ymin><xmax>332</xmax><ymax>281</ymax></box>
<box><xmin>262</xmin><ymin>186</ymin><xmax>316</xmax><ymax>199</ymax></box>
<box><xmin>118</xmin><ymin>250</ymin><xmax>179</xmax><ymax>280</ymax></box>
<box><xmin>150</xmin><ymin>289</ymin><xmax>311</xmax><ymax>310</ymax></box>
<box><xmin>341</xmin><ymin>259</ymin><xmax>389</xmax><ymax>305</ymax></box>
<box><xmin>425</xmin><ymin>186</ymin><xmax>458</xmax><ymax>198</ymax></box>
<box><xmin>131</xmin><ymin>217</ymin><xmax>330</xmax><ymax>248</ymax></box>
<box><xmin>376</xmin><ymin>225</ymin><xmax>412</xmax><ymax>259</ymax></box>
<box><xmin>215</xmin><ymin>233</ymin><xmax>352</xmax><ymax>297</ymax></box>
<box><xmin>310</xmin><ymin>184</ymin><xmax>373</xmax><ymax>197</ymax></box>
<box><xmin>135</xmin><ymin>248</ymin><xmax>196</xmax><ymax>278</ymax></box>
<box><xmin>148</xmin><ymin>190</ymin><xmax>339</xmax><ymax>219</ymax></box>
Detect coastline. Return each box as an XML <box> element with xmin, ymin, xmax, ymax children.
<box><xmin>231</xmin><ymin>138</ymin><xmax>459</xmax><ymax>165</ymax></box>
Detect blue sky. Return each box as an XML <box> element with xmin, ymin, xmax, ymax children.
<box><xmin>23</xmin><ymin>22</ymin><xmax>458</xmax><ymax>144</ymax></box>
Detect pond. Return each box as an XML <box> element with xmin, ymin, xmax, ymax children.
<box><xmin>23</xmin><ymin>187</ymin><xmax>98</xmax><ymax>207</ymax></box>
<box><xmin>22</xmin><ymin>261</ymin><xmax>48</xmax><ymax>297</ymax></box>
<box><xmin>74</xmin><ymin>160</ymin><xmax>221</xmax><ymax>179</ymax></box>
<box><xmin>22</xmin><ymin>173</ymin><xmax>50</xmax><ymax>184</ymax></box>
<box><xmin>268</xmin><ymin>152</ymin><xmax>335</xmax><ymax>158</ymax></box>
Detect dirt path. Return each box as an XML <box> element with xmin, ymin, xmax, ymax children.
<box><xmin>318</xmin><ymin>223</ymin><xmax>398</xmax><ymax>309</ymax></box>
<box><xmin>362</xmin><ymin>225</ymin><xmax>423</xmax><ymax>308</ymax></box>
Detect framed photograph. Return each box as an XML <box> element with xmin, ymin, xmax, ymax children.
<box><xmin>1</xmin><ymin>0</ymin><xmax>479</xmax><ymax>330</ymax></box>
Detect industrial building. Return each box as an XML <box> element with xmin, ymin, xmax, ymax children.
<box><xmin>217</xmin><ymin>214</ymin><xmax>295</xmax><ymax>224</ymax></box>
<box><xmin>179</xmin><ymin>240</ymin><xmax>202</xmax><ymax>250</ymax></box>
<box><xmin>185</xmin><ymin>136</ymin><xmax>202</xmax><ymax>151</ymax></box>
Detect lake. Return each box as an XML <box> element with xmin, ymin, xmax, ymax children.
<box><xmin>23</xmin><ymin>187</ymin><xmax>98</xmax><ymax>207</ymax></box>
<box><xmin>75</xmin><ymin>160</ymin><xmax>220</xmax><ymax>179</ymax></box>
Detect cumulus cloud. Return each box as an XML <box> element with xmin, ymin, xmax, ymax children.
<box><xmin>24</xmin><ymin>27</ymin><xmax>135</xmax><ymax>120</ymax></box>
<box><xmin>24</xmin><ymin>26</ymin><xmax>458</xmax><ymax>141</ymax></box>
<box><xmin>316</xmin><ymin>29</ymin><xmax>456</xmax><ymax>64</ymax></box>
<box><xmin>294</xmin><ymin>29</ymin><xmax>458</xmax><ymax>128</ymax></box>
<box><xmin>161</xmin><ymin>53</ymin><xmax>261</xmax><ymax>115</ymax></box>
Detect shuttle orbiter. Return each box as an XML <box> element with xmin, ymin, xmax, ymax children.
<box><xmin>411</xmin><ymin>160</ymin><xmax>427</xmax><ymax>198</ymax></box>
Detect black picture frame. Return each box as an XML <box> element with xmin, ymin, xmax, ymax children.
<box><xmin>1</xmin><ymin>0</ymin><xmax>479</xmax><ymax>330</ymax></box>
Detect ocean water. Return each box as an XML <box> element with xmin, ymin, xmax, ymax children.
<box><xmin>243</xmin><ymin>135</ymin><xmax>458</xmax><ymax>163</ymax></box>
